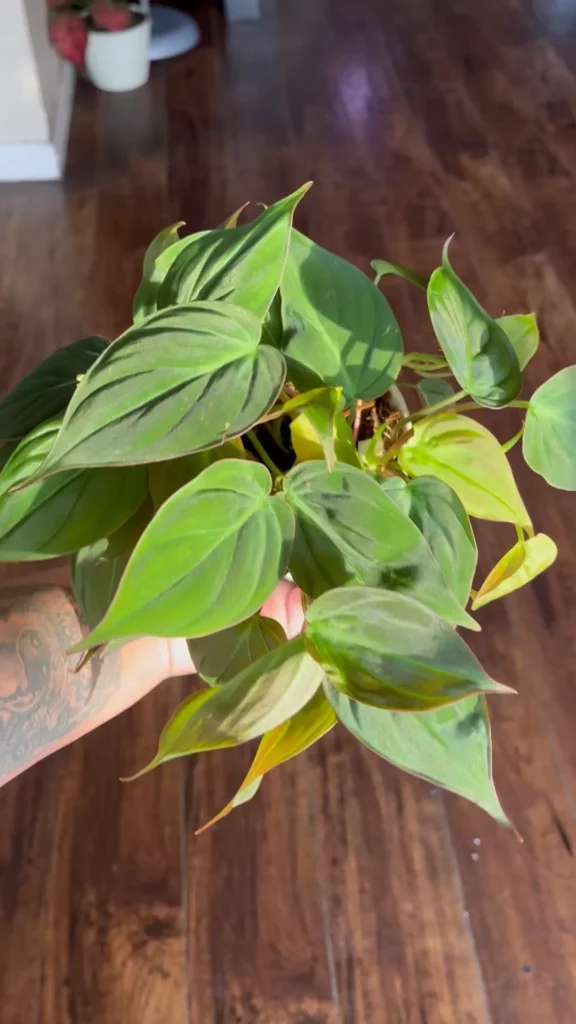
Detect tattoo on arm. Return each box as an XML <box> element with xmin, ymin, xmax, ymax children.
<box><xmin>0</xmin><ymin>587</ymin><xmax>119</xmax><ymax>781</ymax></box>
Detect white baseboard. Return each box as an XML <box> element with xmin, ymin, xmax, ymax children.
<box><xmin>0</xmin><ymin>63</ymin><xmax>75</xmax><ymax>182</ymax></box>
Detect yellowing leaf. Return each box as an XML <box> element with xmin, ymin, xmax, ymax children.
<box><xmin>398</xmin><ymin>414</ymin><xmax>531</xmax><ymax>528</ymax></box>
<box><xmin>290</xmin><ymin>410</ymin><xmax>361</xmax><ymax>468</ymax></box>
<box><xmin>196</xmin><ymin>688</ymin><xmax>336</xmax><ymax>832</ymax></box>
<box><xmin>472</xmin><ymin>533</ymin><xmax>557</xmax><ymax>609</ymax></box>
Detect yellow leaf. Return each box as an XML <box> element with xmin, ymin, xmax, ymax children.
<box><xmin>398</xmin><ymin>413</ymin><xmax>531</xmax><ymax>528</ymax></box>
<box><xmin>196</xmin><ymin>688</ymin><xmax>336</xmax><ymax>833</ymax></box>
<box><xmin>472</xmin><ymin>533</ymin><xmax>557</xmax><ymax>609</ymax></box>
<box><xmin>290</xmin><ymin>411</ymin><xmax>361</xmax><ymax>468</ymax></box>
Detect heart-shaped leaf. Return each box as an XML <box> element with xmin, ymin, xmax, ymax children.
<box><xmin>128</xmin><ymin>637</ymin><xmax>325</xmax><ymax>776</ymax></box>
<box><xmin>157</xmin><ymin>184</ymin><xmax>311</xmax><ymax>319</ymax></box>
<box><xmin>280</xmin><ymin>230</ymin><xmax>403</xmax><ymax>402</ymax></box>
<box><xmin>0</xmin><ymin>421</ymin><xmax>147</xmax><ymax>562</ymax></box>
<box><xmin>305</xmin><ymin>587</ymin><xmax>510</xmax><ymax>711</ymax></box>
<box><xmin>325</xmin><ymin>685</ymin><xmax>509</xmax><ymax>825</ymax></box>
<box><xmin>132</xmin><ymin>221</ymin><xmax>186</xmax><ymax>323</ymax></box>
<box><xmin>497</xmin><ymin>313</ymin><xmax>539</xmax><ymax>370</ymax></box>
<box><xmin>284</xmin><ymin>461</ymin><xmax>477</xmax><ymax>628</ymax></box>
<box><xmin>34</xmin><ymin>303</ymin><xmax>286</xmax><ymax>476</ymax></box>
<box><xmin>472</xmin><ymin>533</ymin><xmax>557</xmax><ymax>610</ymax></box>
<box><xmin>523</xmin><ymin>365</ymin><xmax>576</xmax><ymax>490</ymax></box>
<box><xmin>417</xmin><ymin>378</ymin><xmax>454</xmax><ymax>408</ymax></box>
<box><xmin>371</xmin><ymin>259</ymin><xmax>428</xmax><ymax>291</ymax></box>
<box><xmin>380</xmin><ymin>476</ymin><xmax>477</xmax><ymax>607</ymax></box>
<box><xmin>70</xmin><ymin>460</ymin><xmax>295</xmax><ymax>650</ymax></box>
<box><xmin>187</xmin><ymin>615</ymin><xmax>286</xmax><ymax>686</ymax></box>
<box><xmin>398</xmin><ymin>414</ymin><xmax>531</xmax><ymax>527</ymax></box>
<box><xmin>196</xmin><ymin>687</ymin><xmax>336</xmax><ymax>832</ymax></box>
<box><xmin>148</xmin><ymin>438</ymin><xmax>244</xmax><ymax>509</ymax></box>
<box><xmin>427</xmin><ymin>241</ymin><xmax>521</xmax><ymax>407</ymax></box>
<box><xmin>0</xmin><ymin>336</ymin><xmax>108</xmax><ymax>441</ymax></box>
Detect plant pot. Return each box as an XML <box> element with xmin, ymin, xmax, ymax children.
<box><xmin>85</xmin><ymin>13</ymin><xmax>150</xmax><ymax>92</ymax></box>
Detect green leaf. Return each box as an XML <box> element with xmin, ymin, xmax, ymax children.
<box><xmin>523</xmin><ymin>365</ymin><xmax>576</xmax><ymax>490</ymax></box>
<box><xmin>148</xmin><ymin>439</ymin><xmax>244</xmax><ymax>509</ymax></box>
<box><xmin>497</xmin><ymin>313</ymin><xmax>539</xmax><ymax>371</ymax></box>
<box><xmin>129</xmin><ymin>637</ymin><xmax>325</xmax><ymax>775</ymax></box>
<box><xmin>284</xmin><ymin>461</ymin><xmax>477</xmax><ymax>628</ymax></box>
<box><xmin>371</xmin><ymin>259</ymin><xmax>428</xmax><ymax>291</ymax></box>
<box><xmin>70</xmin><ymin>459</ymin><xmax>295</xmax><ymax>650</ymax></box>
<box><xmin>417</xmin><ymin>378</ymin><xmax>454</xmax><ymax>408</ymax></box>
<box><xmin>34</xmin><ymin>303</ymin><xmax>286</xmax><ymax>475</ymax></box>
<box><xmin>132</xmin><ymin>221</ymin><xmax>185</xmax><ymax>323</ymax></box>
<box><xmin>70</xmin><ymin>540</ymin><xmax>130</xmax><ymax>629</ymax></box>
<box><xmin>290</xmin><ymin>409</ymin><xmax>361</xmax><ymax>469</ymax></box>
<box><xmin>325</xmin><ymin>686</ymin><xmax>509</xmax><ymax>826</ymax></box>
<box><xmin>280</xmin><ymin>230</ymin><xmax>403</xmax><ymax>402</ymax></box>
<box><xmin>187</xmin><ymin>615</ymin><xmax>286</xmax><ymax>685</ymax></box>
<box><xmin>157</xmin><ymin>184</ymin><xmax>311</xmax><ymax>319</ymax></box>
<box><xmin>398</xmin><ymin>414</ymin><xmax>532</xmax><ymax>527</ymax></box>
<box><xmin>427</xmin><ymin>241</ymin><xmax>521</xmax><ymax>407</ymax></box>
<box><xmin>0</xmin><ymin>421</ymin><xmax>148</xmax><ymax>562</ymax></box>
<box><xmin>283</xmin><ymin>387</ymin><xmax>343</xmax><ymax>470</ymax></box>
<box><xmin>402</xmin><ymin>353</ymin><xmax>449</xmax><ymax>374</ymax></box>
<box><xmin>196</xmin><ymin>687</ymin><xmax>336</xmax><ymax>831</ymax></box>
<box><xmin>380</xmin><ymin>476</ymin><xmax>477</xmax><ymax>607</ymax></box>
<box><xmin>0</xmin><ymin>336</ymin><xmax>108</xmax><ymax>441</ymax></box>
<box><xmin>305</xmin><ymin>587</ymin><xmax>510</xmax><ymax>711</ymax></box>
<box><xmin>472</xmin><ymin>533</ymin><xmax>557</xmax><ymax>610</ymax></box>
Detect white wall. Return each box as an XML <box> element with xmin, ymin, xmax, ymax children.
<box><xmin>0</xmin><ymin>0</ymin><xmax>67</xmax><ymax>144</ymax></box>
<box><xmin>0</xmin><ymin>0</ymin><xmax>74</xmax><ymax>179</ymax></box>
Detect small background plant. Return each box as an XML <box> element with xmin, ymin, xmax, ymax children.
<box><xmin>48</xmin><ymin>0</ymin><xmax>135</xmax><ymax>68</ymax></box>
<box><xmin>0</xmin><ymin>182</ymin><xmax>573</xmax><ymax>832</ymax></box>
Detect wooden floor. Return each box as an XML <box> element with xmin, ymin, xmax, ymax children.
<box><xmin>3</xmin><ymin>0</ymin><xmax>576</xmax><ymax>1020</ymax></box>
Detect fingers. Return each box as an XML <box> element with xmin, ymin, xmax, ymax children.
<box><xmin>261</xmin><ymin>579</ymin><xmax>304</xmax><ymax>638</ymax></box>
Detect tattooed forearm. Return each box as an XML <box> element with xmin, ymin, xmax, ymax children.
<box><xmin>0</xmin><ymin>587</ymin><xmax>119</xmax><ymax>781</ymax></box>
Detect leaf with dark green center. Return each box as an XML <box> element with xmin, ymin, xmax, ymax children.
<box><xmin>497</xmin><ymin>313</ymin><xmax>539</xmax><ymax>370</ymax></box>
<box><xmin>324</xmin><ymin>685</ymin><xmax>509</xmax><ymax>825</ymax></box>
<box><xmin>69</xmin><ymin>459</ymin><xmax>295</xmax><ymax>650</ymax></box>
<box><xmin>33</xmin><ymin>303</ymin><xmax>286</xmax><ymax>476</ymax></box>
<box><xmin>379</xmin><ymin>476</ymin><xmax>477</xmax><ymax>607</ymax></box>
<box><xmin>472</xmin><ymin>533</ymin><xmax>557</xmax><ymax>609</ymax></box>
<box><xmin>196</xmin><ymin>687</ymin><xmax>336</xmax><ymax>831</ymax></box>
<box><xmin>305</xmin><ymin>587</ymin><xmax>510</xmax><ymax>711</ymax></box>
<box><xmin>398</xmin><ymin>414</ymin><xmax>532</xmax><ymax>527</ymax></box>
<box><xmin>284</xmin><ymin>461</ymin><xmax>477</xmax><ymax>628</ymax></box>
<box><xmin>0</xmin><ymin>421</ymin><xmax>147</xmax><ymax>561</ymax></box>
<box><xmin>371</xmin><ymin>259</ymin><xmax>428</xmax><ymax>291</ymax></box>
<box><xmin>417</xmin><ymin>377</ymin><xmax>454</xmax><ymax>408</ymax></box>
<box><xmin>128</xmin><ymin>638</ymin><xmax>325</xmax><ymax>776</ymax></box>
<box><xmin>157</xmin><ymin>184</ymin><xmax>311</xmax><ymax>319</ymax></box>
<box><xmin>523</xmin><ymin>365</ymin><xmax>576</xmax><ymax>490</ymax></box>
<box><xmin>0</xmin><ymin>336</ymin><xmax>108</xmax><ymax>441</ymax></box>
<box><xmin>427</xmin><ymin>240</ymin><xmax>521</xmax><ymax>407</ymax></box>
<box><xmin>187</xmin><ymin>615</ymin><xmax>286</xmax><ymax>686</ymax></box>
<box><xmin>280</xmin><ymin>230</ymin><xmax>403</xmax><ymax>402</ymax></box>
<box><xmin>133</xmin><ymin>221</ymin><xmax>186</xmax><ymax>323</ymax></box>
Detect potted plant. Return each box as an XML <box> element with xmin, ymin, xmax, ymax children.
<box><xmin>48</xmin><ymin>0</ymin><xmax>150</xmax><ymax>92</ymax></box>
<box><xmin>0</xmin><ymin>183</ymin><xmax>572</xmax><ymax>833</ymax></box>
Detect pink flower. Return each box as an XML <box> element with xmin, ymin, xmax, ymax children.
<box><xmin>89</xmin><ymin>1</ymin><xmax>132</xmax><ymax>31</ymax></box>
<box><xmin>49</xmin><ymin>13</ymin><xmax>88</xmax><ymax>69</ymax></box>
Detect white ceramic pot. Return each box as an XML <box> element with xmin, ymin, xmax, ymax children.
<box><xmin>86</xmin><ymin>13</ymin><xmax>150</xmax><ymax>93</ymax></box>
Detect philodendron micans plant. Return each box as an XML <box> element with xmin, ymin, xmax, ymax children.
<box><xmin>0</xmin><ymin>182</ymin><xmax>573</xmax><ymax>832</ymax></box>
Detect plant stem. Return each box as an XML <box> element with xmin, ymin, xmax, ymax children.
<box><xmin>395</xmin><ymin>389</ymin><xmax>466</xmax><ymax>429</ymax></box>
<box><xmin>508</xmin><ymin>400</ymin><xmax>530</xmax><ymax>410</ymax></box>
<box><xmin>247</xmin><ymin>430</ymin><xmax>281</xmax><ymax>478</ymax></box>
<box><xmin>502</xmin><ymin>423</ymin><xmax>525</xmax><ymax>453</ymax></box>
